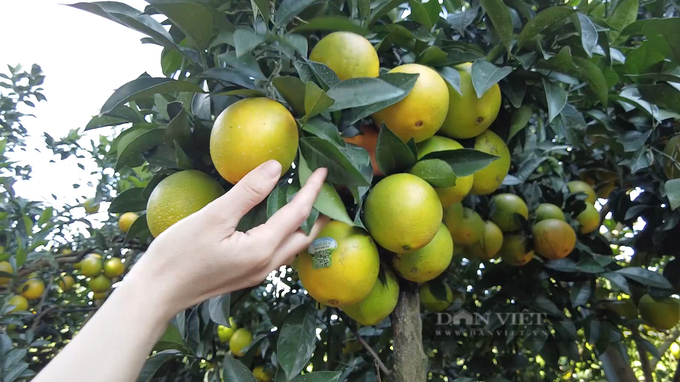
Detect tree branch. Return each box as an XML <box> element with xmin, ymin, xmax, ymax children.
<box><xmin>336</xmin><ymin>310</ymin><xmax>391</xmax><ymax>378</ymax></box>
<box><xmin>634</xmin><ymin>328</ymin><xmax>654</xmax><ymax>382</ymax></box>
<box><xmin>18</xmin><ymin>248</ymin><xmax>95</xmax><ymax>277</ymax></box>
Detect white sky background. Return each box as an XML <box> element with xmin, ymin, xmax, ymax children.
<box><xmin>0</xmin><ymin>0</ymin><xmax>162</xmax><ymax>210</ymax></box>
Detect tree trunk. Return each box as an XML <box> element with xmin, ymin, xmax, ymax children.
<box><xmin>390</xmin><ymin>281</ymin><xmax>428</xmax><ymax>382</ymax></box>
<box><xmin>599</xmin><ymin>344</ymin><xmax>638</xmax><ymax>382</ymax></box>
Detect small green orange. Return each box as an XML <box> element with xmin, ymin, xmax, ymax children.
<box><xmin>490</xmin><ymin>194</ymin><xmax>529</xmax><ymax>232</ymax></box>
<box><xmin>567</xmin><ymin>180</ymin><xmax>597</xmax><ymax>205</ymax></box>
<box><xmin>392</xmin><ymin>223</ymin><xmax>453</xmax><ymax>283</ymax></box>
<box><xmin>535</xmin><ymin>203</ymin><xmax>564</xmax><ymax>222</ymax></box>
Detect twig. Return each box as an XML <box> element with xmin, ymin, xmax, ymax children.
<box><xmin>335</xmin><ymin>310</ymin><xmax>391</xmax><ymax>378</ymax></box>
<box><xmin>633</xmin><ymin>328</ymin><xmax>654</xmax><ymax>382</ymax></box>
<box><xmin>599</xmin><ymin>201</ymin><xmax>610</xmax><ymax>227</ymax></box>
<box><xmin>18</xmin><ymin>248</ymin><xmax>95</xmax><ymax>277</ymax></box>
<box><xmin>375</xmin><ymin>361</ymin><xmax>383</xmax><ymax>382</ymax></box>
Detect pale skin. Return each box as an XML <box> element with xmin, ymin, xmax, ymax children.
<box><xmin>33</xmin><ymin>160</ymin><xmax>328</xmax><ymax>382</ymax></box>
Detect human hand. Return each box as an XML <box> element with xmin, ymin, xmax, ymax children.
<box><xmin>122</xmin><ymin>160</ymin><xmax>328</xmax><ymax>319</ymax></box>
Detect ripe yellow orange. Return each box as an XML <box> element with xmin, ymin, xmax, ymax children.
<box><xmin>470</xmin><ymin>131</ymin><xmax>510</xmax><ymax>195</ymax></box>
<box><xmin>118</xmin><ymin>212</ymin><xmax>138</xmax><ymax>233</ymax></box>
<box><xmin>342</xmin><ymin>267</ymin><xmax>399</xmax><ymax>326</ymax></box>
<box><xmin>93</xmin><ymin>291</ymin><xmax>108</xmax><ymax>300</ymax></box>
<box><xmin>535</xmin><ymin>203</ymin><xmax>564</xmax><ymax>221</ymax></box>
<box><xmin>639</xmin><ymin>294</ymin><xmax>680</xmax><ymax>331</ymax></box>
<box><xmin>499</xmin><ymin>234</ymin><xmax>534</xmax><ymax>266</ymax></box>
<box><xmin>21</xmin><ymin>279</ymin><xmax>45</xmax><ymax>300</ymax></box>
<box><xmin>444</xmin><ymin>204</ymin><xmax>485</xmax><ymax>245</ymax></box>
<box><xmin>416</xmin><ymin>136</ymin><xmax>474</xmax><ymax>206</ymax></box>
<box><xmin>467</xmin><ymin>221</ymin><xmax>504</xmax><ymax>260</ymax></box>
<box><xmin>532</xmin><ymin>219</ymin><xmax>576</xmax><ymax>260</ymax></box>
<box><xmin>252</xmin><ymin>366</ymin><xmax>273</xmax><ymax>382</ymax></box>
<box><xmin>83</xmin><ymin>198</ymin><xmax>100</xmax><ymax>214</ymax></box>
<box><xmin>218</xmin><ymin>317</ymin><xmax>238</xmax><ymax>343</ymax></box>
<box><xmin>0</xmin><ymin>261</ymin><xmax>13</xmax><ymax>285</ymax></box>
<box><xmin>58</xmin><ymin>275</ymin><xmax>75</xmax><ymax>291</ymax></box>
<box><xmin>392</xmin><ymin>223</ymin><xmax>453</xmax><ymax>283</ymax></box>
<box><xmin>672</xmin><ymin>343</ymin><xmax>680</xmax><ymax>359</ymax></box>
<box><xmin>230</xmin><ymin>328</ymin><xmax>253</xmax><ymax>357</ymax></box>
<box><xmin>210</xmin><ymin>98</ymin><xmax>298</xmax><ymax>184</ymax></box>
<box><xmin>296</xmin><ymin>221</ymin><xmax>380</xmax><ymax>307</ymax></box>
<box><xmin>309</xmin><ymin>32</ymin><xmax>379</xmax><ymax>81</ymax></box>
<box><xmin>80</xmin><ymin>255</ymin><xmax>103</xmax><ymax>277</ymax></box>
<box><xmin>89</xmin><ymin>274</ymin><xmax>112</xmax><ymax>293</ymax></box>
<box><xmin>146</xmin><ymin>170</ymin><xmax>225</xmax><ymax>237</ymax></box>
<box><xmin>343</xmin><ymin>125</ymin><xmax>382</xmax><ymax>176</ymax></box>
<box><xmin>438</xmin><ymin>63</ymin><xmax>501</xmax><ymax>139</ymax></box>
<box><xmin>567</xmin><ymin>180</ymin><xmax>597</xmax><ymax>205</ymax></box>
<box><xmin>364</xmin><ymin>174</ymin><xmax>442</xmax><ymax>253</ymax></box>
<box><xmin>372</xmin><ymin>64</ymin><xmax>449</xmax><ymax>143</ymax></box>
<box><xmin>103</xmin><ymin>258</ymin><xmax>125</xmax><ymax>278</ymax></box>
<box><xmin>577</xmin><ymin>203</ymin><xmax>600</xmax><ymax>234</ymax></box>
<box><xmin>8</xmin><ymin>295</ymin><xmax>28</xmax><ymax>312</ymax></box>
<box><xmin>490</xmin><ymin>194</ymin><xmax>528</xmax><ymax>232</ymax></box>
<box><xmin>664</xmin><ymin>135</ymin><xmax>680</xmax><ymax>179</ymax></box>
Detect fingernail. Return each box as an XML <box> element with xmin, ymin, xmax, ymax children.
<box><xmin>261</xmin><ymin>160</ymin><xmax>282</xmax><ymax>177</ymax></box>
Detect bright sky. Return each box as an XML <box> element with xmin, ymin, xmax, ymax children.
<box><xmin>0</xmin><ymin>0</ymin><xmax>162</xmax><ymax>209</ymax></box>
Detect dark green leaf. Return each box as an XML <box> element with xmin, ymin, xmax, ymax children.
<box><xmin>326</xmin><ymin>78</ymin><xmax>406</xmax><ymax>111</ymax></box>
<box><xmin>348</xmin><ymin>72</ymin><xmax>419</xmax><ymax>123</ymax></box>
<box><xmin>124</xmin><ymin>214</ymin><xmax>150</xmax><ymax>244</ymax></box>
<box><xmin>367</xmin><ymin>0</ymin><xmax>403</xmax><ymax>26</ymax></box>
<box><xmin>115</xmin><ymin>129</ymin><xmax>166</xmax><ymax>170</ymax></box>
<box><xmin>438</xmin><ymin>67</ymin><xmax>461</xmax><ymax>95</ymax></box>
<box><xmin>517</xmin><ymin>7</ymin><xmax>574</xmax><ymax>49</ymax></box>
<box><xmin>291</xmin><ymin>16</ymin><xmax>370</xmax><ymax>35</ymax></box>
<box><xmin>100</xmin><ymin>77</ymin><xmax>203</xmax><ymax>115</ymax></box>
<box><xmin>573</xmin><ymin>57</ymin><xmax>609</xmax><ymax>106</ymax></box>
<box><xmin>137</xmin><ymin>350</ymin><xmax>181</xmax><ymax>382</ymax></box>
<box><xmin>277</xmin><ymin>305</ymin><xmax>317</xmax><ymax>381</ymax></box>
<box><xmin>417</xmin><ymin>46</ymin><xmax>449</xmax><ymax>66</ymax></box>
<box><xmin>301</xmin><ymin>118</ymin><xmax>344</xmax><ymax>146</ymax></box>
<box><xmin>615</xmin><ymin>267</ymin><xmax>673</xmax><ymax>289</ymax></box>
<box><xmin>542</xmin><ymin>79</ymin><xmax>567</xmax><ymax>122</ymax></box>
<box><xmin>208</xmin><ymin>294</ymin><xmax>231</xmax><ymax>327</ymax></box>
<box><xmin>639</xmin><ymin>84</ymin><xmax>680</xmax><ymax>114</ymax></box>
<box><xmin>636</xmin><ymin>337</ymin><xmax>662</xmax><ymax>359</ymax></box>
<box><xmin>375</xmin><ymin>123</ymin><xmax>417</xmax><ymax>175</ymax></box>
<box><xmin>480</xmin><ymin>0</ymin><xmax>514</xmax><ymax>52</ymax></box>
<box><xmin>606</xmin><ymin>0</ymin><xmax>639</xmax><ymax>41</ymax></box>
<box><xmin>616</xmin><ymin>130</ymin><xmax>652</xmax><ymax>152</ymax></box>
<box><xmin>275</xmin><ymin>0</ymin><xmax>319</xmax><ymax>26</ymax></box>
<box><xmin>253</xmin><ymin>0</ymin><xmax>270</xmax><ymax>21</ymax></box>
<box><xmin>446</xmin><ymin>8</ymin><xmax>478</xmax><ymax>36</ymax></box>
<box><xmin>267</xmin><ymin>185</ymin><xmax>287</xmax><ymax>219</ymax></box>
<box><xmin>233</xmin><ymin>28</ymin><xmax>266</xmax><ymax>57</ymax></box>
<box><xmin>470</xmin><ymin>61</ymin><xmax>512</xmax><ymax>98</ymax></box>
<box><xmin>109</xmin><ymin>188</ymin><xmax>147</xmax><ymax>213</ymax></box>
<box><xmin>300</xmin><ymin>137</ymin><xmax>370</xmax><ymax>187</ymax></box>
<box><xmin>291</xmin><ymin>372</ymin><xmax>342</xmax><ymax>382</ymax></box>
<box><xmin>572</xmin><ymin>13</ymin><xmax>598</xmax><ymax>57</ymax></box>
<box><xmin>299</xmin><ymin>156</ymin><xmax>354</xmax><ymax>226</ymax></box>
<box><xmin>665</xmin><ymin>179</ymin><xmax>680</xmax><ymax>210</ymax></box>
<box><xmin>219</xmin><ymin>52</ymin><xmax>267</xmax><ymax>80</ymax></box>
<box><xmin>198</xmin><ymin>68</ymin><xmax>257</xmax><ymax>89</ymax></box>
<box><xmin>508</xmin><ymin>105</ymin><xmax>532</xmax><ymax>141</ymax></box>
<box><xmin>273</xmin><ymin>76</ymin><xmax>306</xmax><ymax>116</ymax></box>
<box><xmin>643</xmin><ymin>18</ymin><xmax>680</xmax><ymax>66</ymax></box>
<box><xmin>544</xmin><ymin>258</ymin><xmax>579</xmax><ymax>272</ymax></box>
<box><xmin>576</xmin><ymin>258</ymin><xmax>605</xmax><ymax>273</ymax></box>
<box><xmin>304</xmin><ymin>82</ymin><xmax>335</xmax><ymax>122</ymax></box>
<box><xmin>420</xmin><ymin>149</ymin><xmax>499</xmax><ymax>176</ymax></box>
<box><xmin>409</xmin><ymin>0</ymin><xmax>434</xmax><ymax>29</ymax></box>
<box><xmin>149</xmin><ymin>0</ymin><xmax>213</xmax><ymax>50</ymax></box>
<box><xmin>222</xmin><ymin>353</ymin><xmax>257</xmax><ymax>382</ymax></box>
<box><xmin>410</xmin><ymin>159</ymin><xmax>458</xmax><ymax>187</ymax></box>
<box><xmin>305</xmin><ymin>60</ymin><xmax>341</xmax><ymax>90</ymax></box>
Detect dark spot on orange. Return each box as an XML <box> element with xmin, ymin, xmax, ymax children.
<box><xmin>328</xmin><ymin>299</ymin><xmax>339</xmax><ymax>306</ymax></box>
<box><xmin>415</xmin><ymin>121</ymin><xmax>423</xmax><ymax>127</ymax></box>
<box><xmin>410</xmin><ymin>267</ymin><xmax>418</xmax><ymax>274</ymax></box>
<box><xmin>402</xmin><ymin>245</ymin><xmax>411</xmax><ymax>250</ymax></box>
<box><xmin>475</xmin><ymin>117</ymin><xmax>484</xmax><ymax>125</ymax></box>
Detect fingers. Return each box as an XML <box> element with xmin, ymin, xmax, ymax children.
<box><xmin>202</xmin><ymin>160</ymin><xmax>282</xmax><ymax>233</ymax></box>
<box><xmin>249</xmin><ymin>167</ymin><xmax>327</xmax><ymax>246</ymax></box>
<box><xmin>271</xmin><ymin>215</ymin><xmax>331</xmax><ymax>268</ymax></box>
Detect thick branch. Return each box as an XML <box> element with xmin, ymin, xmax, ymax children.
<box><xmin>390</xmin><ymin>281</ymin><xmax>428</xmax><ymax>382</ymax></box>
<box><xmin>599</xmin><ymin>344</ymin><xmax>638</xmax><ymax>381</ymax></box>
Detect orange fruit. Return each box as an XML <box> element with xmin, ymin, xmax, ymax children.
<box><xmin>490</xmin><ymin>194</ymin><xmax>529</xmax><ymax>232</ymax></box>
<box><xmin>81</xmin><ymin>255</ymin><xmax>103</xmax><ymax>277</ymax></box>
<box><xmin>8</xmin><ymin>295</ymin><xmax>28</xmax><ymax>312</ymax></box>
<box><xmin>229</xmin><ymin>328</ymin><xmax>253</xmax><ymax>357</ymax></box>
<box><xmin>118</xmin><ymin>212</ymin><xmax>138</xmax><ymax>233</ymax></box>
<box><xmin>21</xmin><ymin>279</ymin><xmax>45</xmax><ymax>300</ymax></box>
<box><xmin>567</xmin><ymin>180</ymin><xmax>597</xmax><ymax>205</ymax></box>
<box><xmin>535</xmin><ymin>203</ymin><xmax>564</xmax><ymax>221</ymax></box>
<box><xmin>89</xmin><ymin>274</ymin><xmax>112</xmax><ymax>293</ymax></box>
<box><xmin>103</xmin><ymin>258</ymin><xmax>125</xmax><ymax>278</ymax></box>
<box><xmin>341</xmin><ymin>267</ymin><xmax>399</xmax><ymax>326</ymax></box>
<box><xmin>499</xmin><ymin>234</ymin><xmax>534</xmax><ymax>266</ymax></box>
<box><xmin>343</xmin><ymin>125</ymin><xmax>382</xmax><ymax>176</ymax></box>
<box><xmin>577</xmin><ymin>203</ymin><xmax>600</xmax><ymax>234</ymax></box>
<box><xmin>0</xmin><ymin>261</ymin><xmax>13</xmax><ymax>285</ymax></box>
<box><xmin>444</xmin><ymin>204</ymin><xmax>485</xmax><ymax>246</ymax></box>
<box><xmin>309</xmin><ymin>32</ymin><xmax>379</xmax><ymax>81</ymax></box>
<box><xmin>392</xmin><ymin>223</ymin><xmax>453</xmax><ymax>283</ymax></box>
<box><xmin>639</xmin><ymin>294</ymin><xmax>680</xmax><ymax>331</ymax></box>
<box><xmin>532</xmin><ymin>219</ymin><xmax>576</xmax><ymax>260</ymax></box>
<box><xmin>470</xmin><ymin>131</ymin><xmax>510</xmax><ymax>195</ymax></box>
<box><xmin>467</xmin><ymin>221</ymin><xmax>504</xmax><ymax>260</ymax></box>
<box><xmin>416</xmin><ymin>136</ymin><xmax>474</xmax><ymax>206</ymax></box>
<box><xmin>58</xmin><ymin>275</ymin><xmax>75</xmax><ymax>291</ymax></box>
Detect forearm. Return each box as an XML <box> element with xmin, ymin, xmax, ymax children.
<box><xmin>34</xmin><ymin>278</ymin><xmax>173</xmax><ymax>382</ymax></box>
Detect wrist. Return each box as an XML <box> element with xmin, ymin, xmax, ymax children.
<box><xmin>115</xmin><ymin>269</ymin><xmax>179</xmax><ymax>324</ymax></box>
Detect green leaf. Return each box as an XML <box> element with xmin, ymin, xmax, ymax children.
<box><xmin>291</xmin><ymin>16</ymin><xmax>370</xmax><ymax>35</ymax></box>
<box><xmin>253</xmin><ymin>0</ymin><xmax>270</xmax><ymax>21</ymax></box>
<box><xmin>517</xmin><ymin>7</ymin><xmax>574</xmax><ymax>49</ymax></box>
<box><xmin>470</xmin><ymin>61</ymin><xmax>512</xmax><ymax>98</ymax></box>
<box><xmin>291</xmin><ymin>372</ymin><xmax>342</xmax><ymax>382</ymax></box>
<box><xmin>222</xmin><ymin>353</ymin><xmax>257</xmax><ymax>382</ymax></box>
<box><xmin>410</xmin><ymin>159</ymin><xmax>458</xmax><ymax>188</ymax></box>
<box><xmin>438</xmin><ymin>67</ymin><xmax>461</xmax><ymax>95</ymax></box>
<box><xmin>602</xmin><ymin>272</ymin><xmax>631</xmax><ymax>294</ymax></box>
<box><xmin>348</xmin><ymin>72</ymin><xmax>419</xmax><ymax>123</ymax></box>
<box><xmin>615</xmin><ymin>267</ymin><xmax>673</xmax><ymax>289</ymax></box>
<box><xmin>275</xmin><ymin>0</ymin><xmax>319</xmax><ymax>26</ymax></box>
<box><xmin>367</xmin><ymin>0</ymin><xmax>403</xmax><ymax>26</ymax></box>
<box><xmin>208</xmin><ymin>294</ymin><xmax>231</xmax><ymax>327</ymax></box>
<box><xmin>295</xmin><ymin>60</ymin><xmax>340</xmax><ymax>90</ymax></box>
<box><xmin>100</xmin><ymin>77</ymin><xmax>203</xmax><ymax>115</ymax></box>
<box><xmin>606</xmin><ymin>0</ymin><xmax>639</xmax><ymax>41</ymax></box>
<box><xmin>643</xmin><ymin>18</ymin><xmax>680</xmax><ymax>66</ymax></box>
<box><xmin>326</xmin><ymin>78</ymin><xmax>406</xmax><ymax>111</ymax></box>
<box><xmin>233</xmin><ymin>28</ymin><xmax>266</xmax><ymax>57</ymax></box>
<box><xmin>110</xmin><ymin>188</ymin><xmax>147</xmax><ymax>213</ymax></box>
<box><xmin>375</xmin><ymin>123</ymin><xmax>418</xmax><ymax>175</ymax></box>
<box><xmin>300</xmin><ymin>137</ymin><xmax>370</xmax><ymax>187</ymax></box>
<box><xmin>665</xmin><ymin>179</ymin><xmax>680</xmax><ymax>210</ymax></box>
<box><xmin>480</xmin><ymin>0</ymin><xmax>514</xmax><ymax>52</ymax></box>
<box><xmin>409</xmin><ymin>0</ymin><xmax>434</xmax><ymax>29</ymax></box>
<box><xmin>301</xmin><ymin>118</ymin><xmax>344</xmax><ymax>146</ymax></box>
<box><xmin>572</xmin><ymin>57</ymin><xmax>609</xmax><ymax>106</ymax></box>
<box><xmin>137</xmin><ymin>350</ymin><xmax>181</xmax><ymax>382</ymax></box>
<box><xmin>115</xmin><ymin>129</ymin><xmax>166</xmax><ymax>170</ymax></box>
<box><xmin>273</xmin><ymin>76</ymin><xmax>306</xmax><ymax>116</ymax></box>
<box><xmin>416</xmin><ymin>46</ymin><xmax>449</xmax><ymax>66</ymax></box>
<box><xmin>124</xmin><ymin>214</ymin><xmax>150</xmax><ymax>244</ymax></box>
<box><xmin>624</xmin><ymin>41</ymin><xmax>665</xmax><ymax>75</ymax></box>
<box><xmin>542</xmin><ymin>79</ymin><xmax>567</xmax><ymax>123</ymax></box>
<box><xmin>267</xmin><ymin>185</ymin><xmax>287</xmax><ymax>219</ymax></box>
<box><xmin>304</xmin><ymin>82</ymin><xmax>335</xmax><ymax>122</ymax></box>
<box><xmin>446</xmin><ymin>8</ymin><xmax>478</xmax><ymax>36</ymax></box>
<box><xmin>277</xmin><ymin>304</ymin><xmax>317</xmax><ymax>381</ymax></box>
<box><xmin>198</xmin><ymin>68</ymin><xmax>257</xmax><ymax>89</ymax></box>
<box><xmin>572</xmin><ymin>13</ymin><xmax>598</xmax><ymax>57</ymax></box>
<box><xmin>616</xmin><ymin>130</ymin><xmax>652</xmax><ymax>152</ymax></box>
<box><xmin>299</xmin><ymin>156</ymin><xmax>354</xmax><ymax>226</ymax></box>
<box><xmin>639</xmin><ymin>84</ymin><xmax>680</xmax><ymax>114</ymax></box>
<box><xmin>508</xmin><ymin>105</ymin><xmax>532</xmax><ymax>141</ymax></box>
<box><xmin>219</xmin><ymin>52</ymin><xmax>267</xmax><ymax>80</ymax></box>
<box><xmin>419</xmin><ymin>149</ymin><xmax>499</xmax><ymax>176</ymax></box>
<box><xmin>149</xmin><ymin>0</ymin><xmax>213</xmax><ymax>51</ymax></box>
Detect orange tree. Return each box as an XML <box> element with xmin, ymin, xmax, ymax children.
<box><xmin>2</xmin><ymin>0</ymin><xmax>680</xmax><ymax>380</ymax></box>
